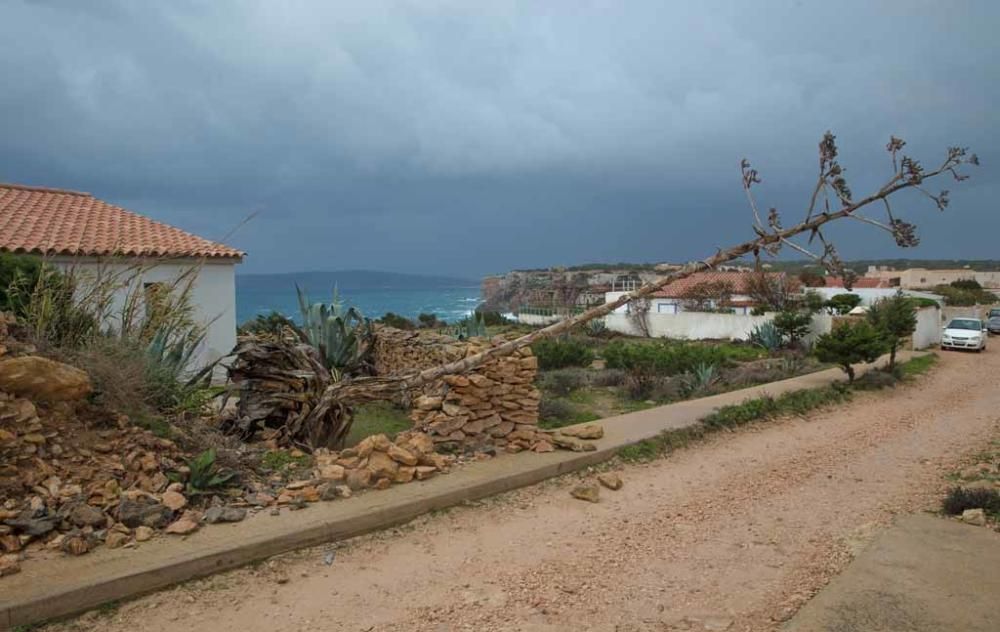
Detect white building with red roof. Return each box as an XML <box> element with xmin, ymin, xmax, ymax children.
<box><xmin>0</xmin><ymin>182</ymin><xmax>244</xmax><ymax>370</ymax></box>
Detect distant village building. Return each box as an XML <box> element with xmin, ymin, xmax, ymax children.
<box><xmin>0</xmin><ymin>183</ymin><xmax>244</xmax><ymax>369</ymax></box>
<box><xmin>605</xmin><ymin>271</ymin><xmax>794</xmax><ymax>316</ymax></box>
<box><xmin>866</xmin><ymin>265</ymin><xmax>1000</xmax><ymax>290</ymax></box>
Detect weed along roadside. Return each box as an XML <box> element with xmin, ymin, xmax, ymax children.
<box><xmin>0</xmin><ymin>350</ymin><xmax>931</xmax><ymax>630</ymax></box>
<box><xmin>618</xmin><ymin>353</ymin><xmax>938</xmax><ymax>463</ymax></box>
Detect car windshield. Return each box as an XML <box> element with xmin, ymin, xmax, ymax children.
<box><xmin>947</xmin><ymin>319</ymin><xmax>981</xmax><ymax>330</ymax></box>
<box><xmin>990</xmin><ymin>309</ymin><xmax>1000</xmax><ymax>318</ymax></box>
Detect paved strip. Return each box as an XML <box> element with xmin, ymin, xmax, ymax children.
<box><xmin>0</xmin><ymin>353</ymin><xmax>916</xmax><ymax>630</ymax></box>
<box><xmin>784</xmin><ymin>514</ymin><xmax>1000</xmax><ymax>632</ymax></box>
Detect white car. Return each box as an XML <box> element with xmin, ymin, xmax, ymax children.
<box><xmin>941</xmin><ymin>317</ymin><xmax>988</xmax><ymax>352</ymax></box>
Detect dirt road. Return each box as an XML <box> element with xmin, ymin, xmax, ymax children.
<box><xmin>49</xmin><ymin>350</ymin><xmax>1000</xmax><ymax>632</ymax></box>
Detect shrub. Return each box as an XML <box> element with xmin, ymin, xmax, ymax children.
<box><xmin>238</xmin><ymin>311</ymin><xmax>295</xmax><ymax>336</ymax></box>
<box><xmin>814</xmin><ymin>320</ymin><xmax>888</xmax><ymax>383</ymax></box>
<box><xmin>702</xmin><ymin>386</ymin><xmax>850</xmax><ymax>429</ymax></box>
<box><xmin>377</xmin><ymin>312</ymin><xmax>415</xmax><ymax>330</ymax></box>
<box><xmin>590</xmin><ymin>368</ymin><xmax>627</xmax><ymax>387</ymax></box>
<box><xmin>773</xmin><ymin>310</ymin><xmax>813</xmax><ymax>347</ymax></box>
<box><xmin>538</xmin><ymin>368</ymin><xmax>590</xmax><ymax>396</ymax></box>
<box><xmin>417</xmin><ymin>313</ymin><xmax>447</xmax><ymax>328</ymax></box>
<box><xmin>825</xmin><ymin>293</ymin><xmax>862</xmax><ymax>315</ymax></box>
<box><xmin>532</xmin><ymin>338</ymin><xmax>595</xmax><ymax>370</ymax></box>
<box><xmin>851</xmin><ymin>369</ymin><xmax>899</xmax><ymax>391</ymax></box>
<box><xmin>933</xmin><ymin>284</ymin><xmax>998</xmax><ymax>306</ymax></box>
<box><xmin>950</xmin><ymin>279</ymin><xmax>982</xmax><ymax>291</ymax></box>
<box><xmin>0</xmin><ymin>252</ymin><xmax>43</xmax><ymax>316</ymax></box>
<box><xmin>603</xmin><ymin>340</ymin><xmax>727</xmax><ymax>376</ymax></box>
<box><xmin>866</xmin><ymin>292</ymin><xmax>917</xmax><ymax>370</ymax></box>
<box><xmin>475</xmin><ymin>309</ymin><xmax>509</xmax><ymax>326</ymax></box>
<box><xmin>941</xmin><ymin>486</ymin><xmax>1000</xmax><ymax>515</ymax></box>
<box><xmin>537</xmin><ymin>397</ymin><xmax>598</xmax><ymax>428</ymax></box>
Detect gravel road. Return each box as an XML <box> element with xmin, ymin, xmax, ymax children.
<box><xmin>48</xmin><ymin>349</ymin><xmax>1000</xmax><ymax>632</ymax></box>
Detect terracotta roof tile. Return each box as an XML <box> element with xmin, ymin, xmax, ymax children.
<box><xmin>0</xmin><ymin>183</ymin><xmax>244</xmax><ymax>260</ymax></box>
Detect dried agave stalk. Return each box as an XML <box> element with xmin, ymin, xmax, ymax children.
<box><xmin>267</xmin><ymin>132</ymin><xmax>979</xmax><ymax>449</ymax></box>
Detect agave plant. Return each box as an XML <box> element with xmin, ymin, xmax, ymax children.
<box><xmin>182</xmin><ymin>449</ymin><xmax>238</xmax><ymax>495</ymax></box>
<box><xmin>749</xmin><ymin>321</ymin><xmax>783</xmax><ymax>352</ymax></box>
<box><xmin>586</xmin><ymin>318</ymin><xmax>608</xmax><ymax>336</ymax></box>
<box><xmin>295</xmin><ymin>285</ymin><xmax>374</xmax><ymax>377</ymax></box>
<box><xmin>681</xmin><ymin>361</ymin><xmax>720</xmax><ymax>395</ymax></box>
<box><xmin>452</xmin><ymin>311</ymin><xmax>488</xmax><ymax>340</ymax></box>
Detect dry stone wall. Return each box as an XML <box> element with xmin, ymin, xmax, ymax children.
<box><xmin>372</xmin><ymin>327</ymin><xmax>540</xmax><ymax>450</ymax></box>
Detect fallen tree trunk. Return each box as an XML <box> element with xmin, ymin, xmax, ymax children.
<box><xmin>261</xmin><ymin>134</ymin><xmax>974</xmax><ymax>449</ymax></box>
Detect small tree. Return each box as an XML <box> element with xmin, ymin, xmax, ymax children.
<box><xmin>826</xmin><ymin>293</ymin><xmax>863</xmax><ymax>315</ymax></box>
<box><xmin>866</xmin><ymin>292</ymin><xmax>917</xmax><ymax>371</ymax></box>
<box><xmin>773</xmin><ymin>310</ymin><xmax>813</xmax><ymax>347</ymax></box>
<box><xmin>814</xmin><ymin>320</ymin><xmax>888</xmax><ymax>383</ymax></box>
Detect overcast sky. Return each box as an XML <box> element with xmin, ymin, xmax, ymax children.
<box><xmin>1</xmin><ymin>0</ymin><xmax>996</xmax><ymax>277</ymax></box>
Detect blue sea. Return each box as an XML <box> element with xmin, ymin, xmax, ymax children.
<box><xmin>235</xmin><ymin>272</ymin><xmax>482</xmax><ymax>325</ymax></box>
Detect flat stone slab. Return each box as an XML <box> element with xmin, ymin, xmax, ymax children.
<box><xmin>0</xmin><ymin>353</ymin><xmax>916</xmax><ymax>630</ymax></box>
<box><xmin>785</xmin><ymin>514</ymin><xmax>1000</xmax><ymax>632</ymax></box>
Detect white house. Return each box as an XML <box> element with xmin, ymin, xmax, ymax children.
<box><xmin>0</xmin><ymin>183</ymin><xmax>244</xmax><ymax>370</ymax></box>
<box><xmin>605</xmin><ymin>271</ymin><xmax>791</xmax><ymax>316</ymax></box>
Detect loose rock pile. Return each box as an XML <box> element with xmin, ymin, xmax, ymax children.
<box><xmin>374</xmin><ymin>328</ymin><xmax>543</xmax><ymax>451</ymax></box>
<box><xmin>268</xmin><ymin>430</ymin><xmax>453</xmax><ymax>501</ymax></box>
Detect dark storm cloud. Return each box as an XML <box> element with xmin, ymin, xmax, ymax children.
<box><xmin>1</xmin><ymin>0</ymin><xmax>997</xmax><ymax>275</ymax></box>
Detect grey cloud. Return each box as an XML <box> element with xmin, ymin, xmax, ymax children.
<box><xmin>1</xmin><ymin>0</ymin><xmax>997</xmax><ymax>275</ymax></box>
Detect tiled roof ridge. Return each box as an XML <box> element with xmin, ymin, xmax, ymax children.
<box><xmin>0</xmin><ymin>182</ymin><xmax>90</xmax><ymax>197</ymax></box>
<box><xmin>0</xmin><ymin>182</ymin><xmax>245</xmax><ymax>259</ymax></box>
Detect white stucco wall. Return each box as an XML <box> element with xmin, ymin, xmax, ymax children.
<box><xmin>52</xmin><ymin>257</ymin><xmax>237</xmax><ymax>372</ymax></box>
<box><xmin>912</xmin><ymin>306</ymin><xmax>942</xmax><ymax>350</ymax></box>
<box><xmin>514</xmin><ymin>312</ymin><xmax>565</xmax><ymax>326</ymax></box>
<box><xmin>605</xmin><ymin>311</ymin><xmax>776</xmax><ymax>341</ymax></box>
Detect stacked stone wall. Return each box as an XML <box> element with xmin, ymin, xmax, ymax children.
<box><xmin>372</xmin><ymin>327</ymin><xmax>540</xmax><ymax>450</ymax></box>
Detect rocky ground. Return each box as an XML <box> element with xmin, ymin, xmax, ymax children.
<box><xmin>35</xmin><ymin>347</ymin><xmax>1000</xmax><ymax>632</ymax></box>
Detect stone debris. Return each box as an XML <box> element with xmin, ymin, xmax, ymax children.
<box><xmin>165</xmin><ymin>511</ymin><xmax>201</xmax><ymax>535</ymax></box>
<box><xmin>570</xmin><ymin>484</ymin><xmax>601</xmax><ymax>503</ymax></box>
<box><xmin>560</xmin><ymin>424</ymin><xmax>605</xmax><ymax>440</ymax></box>
<box><xmin>597</xmin><ymin>472</ymin><xmax>623</xmax><ymax>491</ymax></box>
<box><xmin>203</xmin><ymin>506</ymin><xmax>247</xmax><ymax>524</ymax></box>
<box><xmin>0</xmin><ymin>554</ymin><xmax>20</xmax><ymax>576</ymax></box>
<box><xmin>0</xmin><ymin>355</ymin><xmax>92</xmax><ymax>401</ymax></box>
<box><xmin>960</xmin><ymin>508</ymin><xmax>986</xmax><ymax>526</ymax></box>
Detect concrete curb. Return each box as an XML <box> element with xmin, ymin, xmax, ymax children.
<box><xmin>0</xmin><ymin>352</ymin><xmax>924</xmax><ymax>630</ymax></box>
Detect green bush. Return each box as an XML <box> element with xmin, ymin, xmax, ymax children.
<box><xmin>538</xmin><ymin>368</ymin><xmax>591</xmax><ymax>396</ymax></box>
<box><xmin>0</xmin><ymin>252</ymin><xmax>42</xmax><ymax>316</ymax></box>
<box><xmin>590</xmin><ymin>368</ymin><xmax>627</xmax><ymax>387</ymax></box>
<box><xmin>933</xmin><ymin>284</ymin><xmax>998</xmax><ymax>306</ymax></box>
<box><xmin>376</xmin><ymin>312</ymin><xmax>415</xmax><ymax>330</ymax></box>
<box><xmin>702</xmin><ymin>386</ymin><xmax>850</xmax><ymax>429</ymax></box>
<box><xmin>603</xmin><ymin>340</ymin><xmax>728</xmax><ymax>376</ymax></box>
<box><xmin>773</xmin><ymin>310</ymin><xmax>813</xmax><ymax>346</ymax></box>
<box><xmin>538</xmin><ymin>397</ymin><xmax>599</xmax><ymax>428</ymax></box>
<box><xmin>417</xmin><ymin>313</ymin><xmax>447</xmax><ymax>328</ymax></box>
<box><xmin>475</xmin><ymin>309</ymin><xmax>509</xmax><ymax>326</ymax></box>
<box><xmin>867</xmin><ymin>292</ymin><xmax>917</xmax><ymax>370</ymax></box>
<box><xmin>814</xmin><ymin>320</ymin><xmax>888</xmax><ymax>383</ymax></box>
<box><xmin>238</xmin><ymin>311</ymin><xmax>294</xmax><ymax>336</ymax></box>
<box><xmin>825</xmin><ymin>293</ymin><xmax>862</xmax><ymax>315</ymax></box>
<box><xmin>531</xmin><ymin>338</ymin><xmax>595</xmax><ymax>370</ymax></box>
<box><xmin>941</xmin><ymin>486</ymin><xmax>1000</xmax><ymax>516</ymax></box>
